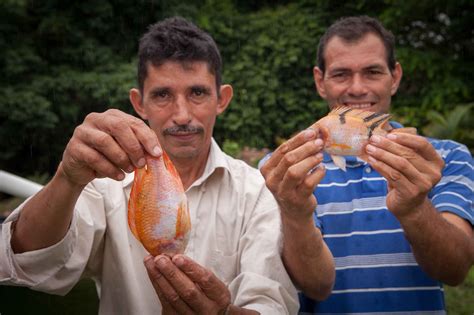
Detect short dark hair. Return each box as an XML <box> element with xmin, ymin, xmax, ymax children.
<box><xmin>317</xmin><ymin>16</ymin><xmax>396</xmax><ymax>73</ymax></box>
<box><xmin>137</xmin><ymin>17</ymin><xmax>222</xmax><ymax>94</ymax></box>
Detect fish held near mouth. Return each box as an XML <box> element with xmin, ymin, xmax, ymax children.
<box><xmin>128</xmin><ymin>151</ymin><xmax>191</xmax><ymax>256</ymax></box>
<box><xmin>312</xmin><ymin>106</ymin><xmax>416</xmax><ymax>171</ymax></box>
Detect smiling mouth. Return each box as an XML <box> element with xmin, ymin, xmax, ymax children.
<box><xmin>343</xmin><ymin>103</ymin><xmax>375</xmax><ymax>109</ymax></box>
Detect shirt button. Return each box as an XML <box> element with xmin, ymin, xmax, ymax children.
<box><xmin>365</xmin><ymin>167</ymin><xmax>371</xmax><ymax>173</ymax></box>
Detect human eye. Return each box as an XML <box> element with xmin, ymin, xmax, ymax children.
<box><xmin>190</xmin><ymin>86</ymin><xmax>210</xmax><ymax>102</ymax></box>
<box><xmin>329</xmin><ymin>71</ymin><xmax>350</xmax><ymax>81</ymax></box>
<box><xmin>154</xmin><ymin>89</ymin><xmax>169</xmax><ymax>99</ymax></box>
<box><xmin>149</xmin><ymin>88</ymin><xmax>171</xmax><ymax>106</ymax></box>
<box><xmin>365</xmin><ymin>67</ymin><xmax>385</xmax><ymax>79</ymax></box>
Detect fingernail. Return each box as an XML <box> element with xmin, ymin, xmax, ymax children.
<box><xmin>371</xmin><ymin>135</ymin><xmax>381</xmax><ymax>143</ymax></box>
<box><xmin>314</xmin><ymin>138</ymin><xmax>324</xmax><ymax>147</ymax></box>
<box><xmin>144</xmin><ymin>255</ymin><xmax>153</xmax><ymax>263</ymax></box>
<box><xmin>116</xmin><ymin>173</ymin><xmax>125</xmax><ymax>180</ymax></box>
<box><xmin>387</xmin><ymin>133</ymin><xmax>397</xmax><ymax>140</ymax></box>
<box><xmin>366</xmin><ymin>144</ymin><xmax>376</xmax><ymax>153</ymax></box>
<box><xmin>316</xmin><ymin>153</ymin><xmax>323</xmax><ymax>160</ymax></box>
<box><xmin>153</xmin><ymin>146</ymin><xmax>162</xmax><ymax>156</ymax></box>
<box><xmin>155</xmin><ymin>256</ymin><xmax>167</xmax><ymax>267</ymax></box>
<box><xmin>126</xmin><ymin>166</ymin><xmax>134</xmax><ymax>173</ymax></box>
<box><xmin>137</xmin><ymin>158</ymin><xmax>146</xmax><ymax>168</ymax></box>
<box><xmin>173</xmin><ymin>256</ymin><xmax>184</xmax><ymax>267</ymax></box>
<box><xmin>304</xmin><ymin>129</ymin><xmax>316</xmax><ymax>140</ymax></box>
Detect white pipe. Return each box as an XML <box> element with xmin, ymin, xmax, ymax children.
<box><xmin>0</xmin><ymin>170</ymin><xmax>43</xmax><ymax>198</ymax></box>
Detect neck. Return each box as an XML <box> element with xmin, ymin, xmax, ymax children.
<box><xmin>172</xmin><ymin>147</ymin><xmax>210</xmax><ymax>191</ymax></box>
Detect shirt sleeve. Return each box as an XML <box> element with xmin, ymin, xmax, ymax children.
<box><xmin>0</xmin><ymin>183</ymin><xmax>106</xmax><ymax>295</ymax></box>
<box><xmin>429</xmin><ymin>141</ymin><xmax>474</xmax><ymax>225</ymax></box>
<box><xmin>229</xmin><ymin>187</ymin><xmax>299</xmax><ymax>314</ymax></box>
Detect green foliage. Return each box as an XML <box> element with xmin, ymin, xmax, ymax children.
<box><xmin>222</xmin><ymin>139</ymin><xmax>241</xmax><ymax>158</ymax></box>
<box><xmin>423</xmin><ymin>104</ymin><xmax>474</xmax><ymax>150</ymax></box>
<box><xmin>445</xmin><ymin>268</ymin><xmax>474</xmax><ymax>314</ymax></box>
<box><xmin>209</xmin><ymin>4</ymin><xmax>329</xmax><ymax>148</ymax></box>
<box><xmin>0</xmin><ymin>0</ymin><xmax>473</xmax><ymax>178</ymax></box>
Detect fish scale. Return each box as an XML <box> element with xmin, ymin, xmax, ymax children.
<box><xmin>128</xmin><ymin>151</ymin><xmax>191</xmax><ymax>256</ymax></box>
<box><xmin>312</xmin><ymin>106</ymin><xmax>416</xmax><ymax>171</ymax></box>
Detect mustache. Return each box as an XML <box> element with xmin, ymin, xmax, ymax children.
<box><xmin>163</xmin><ymin>125</ymin><xmax>204</xmax><ymax>136</ymax></box>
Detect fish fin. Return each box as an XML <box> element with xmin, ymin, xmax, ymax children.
<box><xmin>128</xmin><ymin>168</ymin><xmax>144</xmax><ymax>241</ymax></box>
<box><xmin>318</xmin><ymin>125</ymin><xmax>330</xmax><ymax>143</ymax></box>
<box><xmin>328</xmin><ymin>107</ymin><xmax>391</xmax><ymax>134</ymax></box>
<box><xmin>390</xmin><ymin>127</ymin><xmax>417</xmax><ymax>135</ymax></box>
<box><xmin>175</xmin><ymin>197</ymin><xmax>191</xmax><ymax>238</ymax></box>
<box><xmin>162</xmin><ymin>151</ymin><xmax>183</xmax><ymax>185</ymax></box>
<box><xmin>331</xmin><ymin>155</ymin><xmax>347</xmax><ymax>171</ymax></box>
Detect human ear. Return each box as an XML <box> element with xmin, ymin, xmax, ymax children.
<box><xmin>216</xmin><ymin>84</ymin><xmax>233</xmax><ymax>115</ymax></box>
<box><xmin>129</xmin><ymin>88</ymin><xmax>148</xmax><ymax>119</ymax></box>
<box><xmin>390</xmin><ymin>62</ymin><xmax>403</xmax><ymax>95</ymax></box>
<box><xmin>313</xmin><ymin>67</ymin><xmax>327</xmax><ymax>99</ymax></box>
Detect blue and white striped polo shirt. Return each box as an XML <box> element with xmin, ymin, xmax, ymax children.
<box><xmin>299</xmin><ymin>135</ymin><xmax>473</xmax><ymax>314</ymax></box>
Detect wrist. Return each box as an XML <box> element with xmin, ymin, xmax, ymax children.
<box><xmin>396</xmin><ymin>197</ymin><xmax>431</xmax><ymax>226</ymax></box>
<box><xmin>56</xmin><ymin>162</ymin><xmax>87</xmax><ymax>193</ymax></box>
<box><xmin>280</xmin><ymin>208</ymin><xmax>315</xmax><ymax>230</ymax></box>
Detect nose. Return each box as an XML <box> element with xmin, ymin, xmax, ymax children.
<box><xmin>172</xmin><ymin>96</ymin><xmax>192</xmax><ymax>125</ymax></box>
<box><xmin>347</xmin><ymin>74</ymin><xmax>368</xmax><ymax>97</ymax></box>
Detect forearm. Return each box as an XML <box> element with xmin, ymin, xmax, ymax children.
<box><xmin>11</xmin><ymin>164</ymin><xmax>86</xmax><ymax>253</ymax></box>
<box><xmin>399</xmin><ymin>199</ymin><xmax>474</xmax><ymax>286</ymax></box>
<box><xmin>281</xmin><ymin>214</ymin><xmax>335</xmax><ymax>300</ymax></box>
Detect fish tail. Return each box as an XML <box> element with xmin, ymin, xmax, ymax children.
<box><xmin>366</xmin><ymin>114</ymin><xmax>391</xmax><ymax>137</ymax></box>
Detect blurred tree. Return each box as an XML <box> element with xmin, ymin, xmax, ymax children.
<box><xmin>423</xmin><ymin>104</ymin><xmax>474</xmax><ymax>151</ymax></box>
<box><xmin>0</xmin><ymin>0</ymin><xmax>472</xmax><ymax>177</ymax></box>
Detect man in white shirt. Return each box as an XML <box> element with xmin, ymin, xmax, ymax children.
<box><xmin>0</xmin><ymin>17</ymin><xmax>316</xmax><ymax>314</ymax></box>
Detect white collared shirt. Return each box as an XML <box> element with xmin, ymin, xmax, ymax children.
<box><xmin>0</xmin><ymin>139</ymin><xmax>298</xmax><ymax>314</ymax></box>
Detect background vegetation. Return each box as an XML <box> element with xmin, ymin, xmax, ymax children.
<box><xmin>1</xmin><ymin>0</ymin><xmax>473</xmax><ymax>177</ymax></box>
<box><xmin>0</xmin><ymin>0</ymin><xmax>473</xmax><ymax>313</ymax></box>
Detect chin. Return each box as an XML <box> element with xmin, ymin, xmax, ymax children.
<box><xmin>170</xmin><ymin>148</ymin><xmax>199</xmax><ymax>160</ymax></box>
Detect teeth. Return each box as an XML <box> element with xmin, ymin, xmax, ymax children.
<box><xmin>345</xmin><ymin>103</ymin><xmax>372</xmax><ymax>109</ymax></box>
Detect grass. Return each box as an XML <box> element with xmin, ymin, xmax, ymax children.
<box><xmin>0</xmin><ymin>279</ymin><xmax>99</xmax><ymax>315</ymax></box>
<box><xmin>445</xmin><ymin>268</ymin><xmax>474</xmax><ymax>314</ymax></box>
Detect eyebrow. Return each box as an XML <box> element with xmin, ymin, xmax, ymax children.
<box><xmin>328</xmin><ymin>63</ymin><xmax>387</xmax><ymax>73</ymax></box>
<box><xmin>190</xmin><ymin>85</ymin><xmax>212</xmax><ymax>93</ymax></box>
<box><xmin>149</xmin><ymin>87</ymin><xmax>170</xmax><ymax>96</ymax></box>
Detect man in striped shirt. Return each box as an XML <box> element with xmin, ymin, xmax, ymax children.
<box><xmin>261</xmin><ymin>16</ymin><xmax>474</xmax><ymax>314</ymax></box>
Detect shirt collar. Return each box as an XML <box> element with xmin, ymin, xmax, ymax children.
<box><xmin>122</xmin><ymin>138</ymin><xmax>229</xmax><ymax>189</ymax></box>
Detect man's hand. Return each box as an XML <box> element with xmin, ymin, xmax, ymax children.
<box><xmin>11</xmin><ymin>108</ymin><xmax>162</xmax><ymax>253</ymax></box>
<box><xmin>365</xmin><ymin>131</ymin><xmax>474</xmax><ymax>286</ymax></box>
<box><xmin>60</xmin><ymin>109</ymin><xmax>161</xmax><ymax>187</ymax></box>
<box><xmin>365</xmin><ymin>132</ymin><xmax>444</xmax><ymax>219</ymax></box>
<box><xmin>260</xmin><ymin>128</ymin><xmax>325</xmax><ymax>221</ymax></box>
<box><xmin>144</xmin><ymin>255</ymin><xmax>231</xmax><ymax>315</ymax></box>
<box><xmin>260</xmin><ymin>128</ymin><xmax>335</xmax><ymax>300</ymax></box>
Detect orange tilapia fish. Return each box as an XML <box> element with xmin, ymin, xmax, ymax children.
<box><xmin>313</xmin><ymin>106</ymin><xmax>416</xmax><ymax>171</ymax></box>
<box><xmin>128</xmin><ymin>151</ymin><xmax>191</xmax><ymax>256</ymax></box>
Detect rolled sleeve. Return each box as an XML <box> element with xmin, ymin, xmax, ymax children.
<box><xmin>0</xmin><ymin>184</ymin><xmax>106</xmax><ymax>295</ymax></box>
